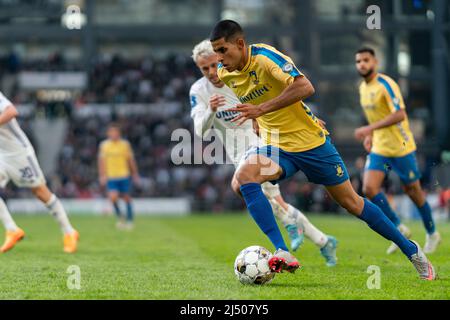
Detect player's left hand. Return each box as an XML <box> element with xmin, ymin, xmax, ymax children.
<box><xmin>354</xmin><ymin>125</ymin><xmax>373</xmax><ymax>140</ymax></box>
<box><xmin>229</xmin><ymin>103</ymin><xmax>263</xmax><ymax>126</ymax></box>
<box><xmin>132</xmin><ymin>174</ymin><xmax>141</xmax><ymax>186</ymax></box>
<box><xmin>317</xmin><ymin>118</ymin><xmax>327</xmax><ymax>130</ymax></box>
<box><xmin>252</xmin><ymin>119</ymin><xmax>260</xmax><ymax>136</ymax></box>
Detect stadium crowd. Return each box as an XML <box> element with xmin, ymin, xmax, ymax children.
<box><xmin>0</xmin><ymin>52</ymin><xmax>449</xmax><ymax>214</ymax></box>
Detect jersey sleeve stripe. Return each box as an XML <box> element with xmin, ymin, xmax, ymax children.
<box><xmin>190</xmin><ymin>95</ymin><xmax>198</xmax><ymax>109</ymax></box>
<box><xmin>251</xmin><ymin>46</ymin><xmax>301</xmax><ymax>77</ymax></box>
<box><xmin>377</xmin><ymin>76</ymin><xmax>401</xmax><ymax>110</ymax></box>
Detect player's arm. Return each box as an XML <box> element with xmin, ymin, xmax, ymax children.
<box><xmin>355</xmin><ymin>81</ymin><xmax>406</xmax><ymax>140</ymax></box>
<box><xmin>0</xmin><ymin>104</ymin><xmax>19</xmax><ymax>125</ymax></box>
<box><xmin>127</xmin><ymin>143</ymin><xmax>140</xmax><ymax>183</ymax></box>
<box><xmin>190</xmin><ymin>89</ymin><xmax>220</xmax><ymax>138</ymax></box>
<box><xmin>230</xmin><ymin>76</ymin><xmax>314</xmax><ymax>125</ymax></box>
<box><xmin>259</xmin><ymin>76</ymin><xmax>315</xmax><ymax>115</ymax></box>
<box><xmin>97</xmin><ymin>144</ymin><xmax>107</xmax><ymax>186</ymax></box>
<box><xmin>229</xmin><ymin>50</ymin><xmax>315</xmax><ymax>124</ymax></box>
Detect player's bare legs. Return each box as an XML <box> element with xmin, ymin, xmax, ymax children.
<box><xmin>402</xmin><ymin>180</ymin><xmax>441</xmax><ymax>253</ymax></box>
<box><xmin>325</xmin><ymin>180</ymin><xmax>365</xmax><ymax>216</ymax></box>
<box><xmin>232</xmin><ymin>154</ymin><xmax>300</xmax><ymax>273</ymax></box>
<box><xmin>31</xmin><ymin>184</ymin><xmax>78</xmax><ymax>253</ymax></box>
<box><xmin>363</xmin><ymin>169</ymin><xmax>411</xmax><ymax>254</ymax></box>
<box><xmin>120</xmin><ymin>193</ymin><xmax>134</xmax><ymax>230</ymax></box>
<box><xmin>108</xmin><ymin>190</ymin><xmax>125</xmax><ymax>229</ymax></box>
<box><xmin>108</xmin><ymin>190</ymin><xmax>121</xmax><ymax>217</ymax></box>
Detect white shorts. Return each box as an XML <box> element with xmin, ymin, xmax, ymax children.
<box><xmin>235</xmin><ymin>148</ymin><xmax>281</xmax><ymax>199</ymax></box>
<box><xmin>0</xmin><ymin>151</ymin><xmax>46</xmax><ymax>188</ymax></box>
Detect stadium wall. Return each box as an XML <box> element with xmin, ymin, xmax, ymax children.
<box><xmin>6</xmin><ymin>198</ymin><xmax>190</xmax><ymax>216</ymax></box>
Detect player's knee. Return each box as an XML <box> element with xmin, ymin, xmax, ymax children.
<box><xmin>341</xmin><ymin>195</ymin><xmax>364</xmax><ymax>215</ymax></box>
<box><xmin>31</xmin><ymin>184</ymin><xmax>50</xmax><ymax>202</ymax></box>
<box><xmin>403</xmin><ymin>184</ymin><xmax>421</xmax><ymax>199</ymax></box>
<box><xmin>362</xmin><ymin>184</ymin><xmax>379</xmax><ymax>199</ymax></box>
<box><xmin>109</xmin><ymin>193</ymin><xmax>119</xmax><ymax>202</ymax></box>
<box><xmin>231</xmin><ymin>177</ymin><xmax>241</xmax><ymax>196</ymax></box>
<box><xmin>234</xmin><ymin>167</ymin><xmax>259</xmax><ymax>185</ymax></box>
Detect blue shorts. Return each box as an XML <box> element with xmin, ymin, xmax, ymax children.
<box><xmin>365</xmin><ymin>152</ymin><xmax>421</xmax><ymax>185</ymax></box>
<box><xmin>248</xmin><ymin>136</ymin><xmax>349</xmax><ymax>186</ymax></box>
<box><xmin>107</xmin><ymin>177</ymin><xmax>131</xmax><ymax>194</ymax></box>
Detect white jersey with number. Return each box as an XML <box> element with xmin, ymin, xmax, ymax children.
<box><xmin>189</xmin><ymin>77</ymin><xmax>280</xmax><ymax>198</ymax></box>
<box><xmin>0</xmin><ymin>91</ymin><xmax>45</xmax><ymax>188</ymax></box>
<box><xmin>189</xmin><ymin>77</ymin><xmax>260</xmax><ymax>165</ymax></box>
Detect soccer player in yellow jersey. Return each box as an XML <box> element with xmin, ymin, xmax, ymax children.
<box><xmin>210</xmin><ymin>20</ymin><xmax>436</xmax><ymax>279</ymax></box>
<box><xmin>98</xmin><ymin>123</ymin><xmax>140</xmax><ymax>230</ymax></box>
<box><xmin>354</xmin><ymin>47</ymin><xmax>441</xmax><ymax>254</ymax></box>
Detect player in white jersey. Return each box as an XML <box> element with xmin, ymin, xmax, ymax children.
<box><xmin>189</xmin><ymin>40</ymin><xmax>338</xmax><ymax>266</ymax></box>
<box><xmin>0</xmin><ymin>91</ymin><xmax>79</xmax><ymax>253</ymax></box>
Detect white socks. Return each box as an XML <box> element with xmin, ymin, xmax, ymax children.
<box><xmin>287</xmin><ymin>204</ymin><xmax>328</xmax><ymax>248</ymax></box>
<box><xmin>268</xmin><ymin>198</ymin><xmax>297</xmax><ymax>226</ymax></box>
<box><xmin>0</xmin><ymin>198</ymin><xmax>18</xmax><ymax>231</ymax></box>
<box><xmin>45</xmin><ymin>194</ymin><xmax>74</xmax><ymax>234</ymax></box>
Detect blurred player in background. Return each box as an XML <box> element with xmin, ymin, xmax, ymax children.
<box><xmin>98</xmin><ymin>123</ymin><xmax>139</xmax><ymax>230</ymax></box>
<box><xmin>354</xmin><ymin>47</ymin><xmax>441</xmax><ymax>254</ymax></box>
<box><xmin>210</xmin><ymin>20</ymin><xmax>436</xmax><ymax>280</ymax></box>
<box><xmin>0</xmin><ymin>91</ymin><xmax>79</xmax><ymax>253</ymax></box>
<box><xmin>190</xmin><ymin>39</ymin><xmax>338</xmax><ymax>266</ymax></box>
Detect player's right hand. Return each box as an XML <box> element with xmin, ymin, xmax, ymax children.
<box><xmin>209</xmin><ymin>94</ymin><xmax>226</xmax><ymax>112</ymax></box>
<box><xmin>99</xmin><ymin>176</ymin><xmax>107</xmax><ymax>187</ymax></box>
<box><xmin>363</xmin><ymin>135</ymin><xmax>372</xmax><ymax>153</ymax></box>
<box><xmin>132</xmin><ymin>174</ymin><xmax>141</xmax><ymax>186</ymax></box>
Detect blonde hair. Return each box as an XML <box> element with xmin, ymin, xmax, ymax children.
<box><xmin>192</xmin><ymin>39</ymin><xmax>216</xmax><ymax>64</ymax></box>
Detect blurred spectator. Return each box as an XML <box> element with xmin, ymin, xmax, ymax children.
<box><xmin>439</xmin><ymin>188</ymin><xmax>450</xmax><ymax>221</ymax></box>
<box><xmin>1</xmin><ymin>51</ymin><xmax>445</xmax><ymax>213</ymax></box>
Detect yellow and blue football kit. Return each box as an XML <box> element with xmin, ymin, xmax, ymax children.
<box><xmin>219</xmin><ymin>44</ymin><xmax>423</xmax><ymax>263</ymax></box>
<box><xmin>359</xmin><ymin>73</ymin><xmax>420</xmax><ymax>184</ymax></box>
<box><xmin>218</xmin><ymin>43</ymin><xmax>348</xmax><ymax>186</ymax></box>
<box><xmin>99</xmin><ymin>139</ymin><xmax>132</xmax><ymax>193</ymax></box>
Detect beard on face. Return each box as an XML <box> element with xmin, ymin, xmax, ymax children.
<box><xmin>358</xmin><ymin>68</ymin><xmax>374</xmax><ymax>78</ymax></box>
<box><xmin>210</xmin><ymin>76</ymin><xmax>220</xmax><ymax>84</ymax></box>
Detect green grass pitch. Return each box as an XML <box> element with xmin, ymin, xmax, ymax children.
<box><xmin>0</xmin><ymin>213</ymin><xmax>448</xmax><ymax>299</ymax></box>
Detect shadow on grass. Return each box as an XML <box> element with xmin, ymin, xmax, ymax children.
<box><xmin>265</xmin><ymin>282</ymin><xmax>323</xmax><ymax>289</ymax></box>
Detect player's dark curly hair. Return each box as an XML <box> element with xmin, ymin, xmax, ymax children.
<box><xmin>108</xmin><ymin>122</ymin><xmax>121</xmax><ymax>131</ymax></box>
<box><xmin>356</xmin><ymin>47</ymin><xmax>376</xmax><ymax>56</ymax></box>
<box><xmin>210</xmin><ymin>20</ymin><xmax>244</xmax><ymax>42</ymax></box>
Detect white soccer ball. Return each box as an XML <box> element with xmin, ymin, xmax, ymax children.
<box><xmin>234</xmin><ymin>245</ymin><xmax>275</xmax><ymax>285</ymax></box>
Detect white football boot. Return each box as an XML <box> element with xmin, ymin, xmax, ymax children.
<box><xmin>387</xmin><ymin>224</ymin><xmax>411</xmax><ymax>254</ymax></box>
<box><xmin>409</xmin><ymin>240</ymin><xmax>437</xmax><ymax>280</ymax></box>
<box><xmin>423</xmin><ymin>231</ymin><xmax>441</xmax><ymax>254</ymax></box>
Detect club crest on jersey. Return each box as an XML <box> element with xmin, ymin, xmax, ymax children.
<box><xmin>249</xmin><ymin>71</ymin><xmax>259</xmax><ymax>85</ymax></box>
<box><xmin>335</xmin><ymin>164</ymin><xmax>344</xmax><ymax>177</ymax></box>
<box><xmin>230</xmin><ymin>81</ymin><xmax>237</xmax><ymax>89</ymax></box>
<box><xmin>282</xmin><ymin>62</ymin><xmax>294</xmax><ymax>73</ymax></box>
